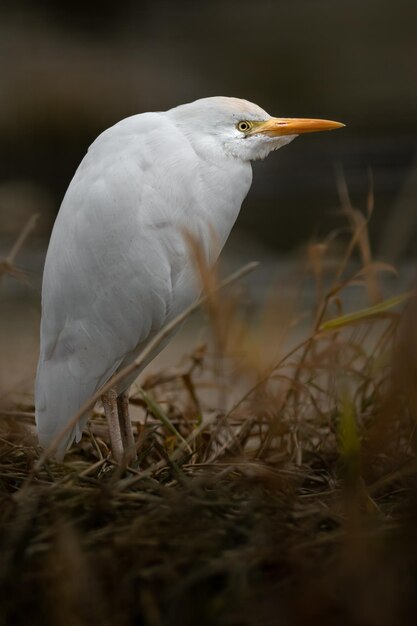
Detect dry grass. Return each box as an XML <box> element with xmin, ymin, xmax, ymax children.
<box><xmin>1</xmin><ymin>199</ymin><xmax>417</xmax><ymax>626</ymax></box>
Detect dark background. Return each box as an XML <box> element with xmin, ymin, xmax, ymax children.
<box><xmin>1</xmin><ymin>0</ymin><xmax>417</xmax><ymax>259</ymax></box>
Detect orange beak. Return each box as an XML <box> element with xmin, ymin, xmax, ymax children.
<box><xmin>253</xmin><ymin>117</ymin><xmax>345</xmax><ymax>136</ymax></box>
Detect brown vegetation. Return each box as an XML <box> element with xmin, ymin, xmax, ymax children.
<box><xmin>1</xmin><ymin>198</ymin><xmax>417</xmax><ymax>625</ymax></box>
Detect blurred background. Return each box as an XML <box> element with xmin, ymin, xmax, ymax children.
<box><xmin>1</xmin><ymin>0</ymin><xmax>417</xmax><ymax>398</ymax></box>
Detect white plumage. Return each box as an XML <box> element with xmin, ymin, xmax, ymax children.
<box><xmin>35</xmin><ymin>96</ymin><xmax>343</xmax><ymax>459</ymax></box>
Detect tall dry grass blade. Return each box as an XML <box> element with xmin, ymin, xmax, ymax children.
<box><xmin>0</xmin><ymin>213</ymin><xmax>39</xmax><ymax>284</ymax></box>
<box><xmin>183</xmin><ymin>227</ymin><xmax>238</xmax><ymax>357</ymax></box>
<box><xmin>308</xmin><ymin>242</ymin><xmax>327</xmax><ymax>312</ymax></box>
<box><xmin>366</xmin><ymin>167</ymin><xmax>374</xmax><ymax>216</ymax></box>
<box><xmin>336</xmin><ymin>165</ymin><xmax>381</xmax><ymax>304</ymax></box>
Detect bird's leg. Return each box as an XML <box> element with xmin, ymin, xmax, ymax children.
<box><xmin>102</xmin><ymin>388</ymin><xmax>124</xmax><ymax>462</ymax></box>
<box><xmin>117</xmin><ymin>390</ymin><xmax>137</xmax><ymax>461</ymax></box>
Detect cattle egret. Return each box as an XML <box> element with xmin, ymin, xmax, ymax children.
<box><xmin>35</xmin><ymin>96</ymin><xmax>344</xmax><ymax>461</ymax></box>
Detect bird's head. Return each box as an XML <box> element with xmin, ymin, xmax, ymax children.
<box><xmin>169</xmin><ymin>96</ymin><xmax>344</xmax><ymax>162</ymax></box>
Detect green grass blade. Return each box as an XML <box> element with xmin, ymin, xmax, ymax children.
<box><xmin>320</xmin><ymin>292</ymin><xmax>410</xmax><ymax>332</ymax></box>
<box><xmin>140</xmin><ymin>388</ymin><xmax>193</xmax><ymax>454</ymax></box>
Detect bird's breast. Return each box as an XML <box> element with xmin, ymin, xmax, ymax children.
<box><xmin>182</xmin><ymin>156</ymin><xmax>252</xmax><ymax>259</ymax></box>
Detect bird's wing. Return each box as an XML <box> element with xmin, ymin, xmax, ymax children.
<box><xmin>35</xmin><ymin>113</ymin><xmax>206</xmax><ymax>452</ymax></box>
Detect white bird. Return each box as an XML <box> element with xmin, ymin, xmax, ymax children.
<box><xmin>35</xmin><ymin>96</ymin><xmax>343</xmax><ymax>461</ymax></box>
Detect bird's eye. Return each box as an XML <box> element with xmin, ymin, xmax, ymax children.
<box><xmin>237</xmin><ymin>121</ymin><xmax>252</xmax><ymax>133</ymax></box>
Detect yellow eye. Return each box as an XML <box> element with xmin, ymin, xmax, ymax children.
<box><xmin>237</xmin><ymin>121</ymin><xmax>252</xmax><ymax>133</ymax></box>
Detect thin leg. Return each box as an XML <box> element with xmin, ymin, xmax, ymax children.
<box><xmin>102</xmin><ymin>388</ymin><xmax>124</xmax><ymax>462</ymax></box>
<box><xmin>117</xmin><ymin>390</ymin><xmax>137</xmax><ymax>461</ymax></box>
